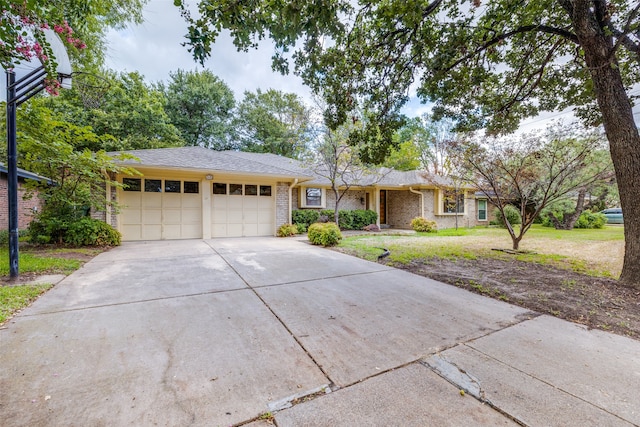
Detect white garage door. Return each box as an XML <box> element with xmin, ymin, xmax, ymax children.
<box><xmin>212</xmin><ymin>182</ymin><xmax>274</xmax><ymax>237</ymax></box>
<box><xmin>119</xmin><ymin>178</ymin><xmax>202</xmax><ymax>241</ymax></box>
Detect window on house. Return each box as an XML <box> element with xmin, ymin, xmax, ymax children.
<box><xmin>123</xmin><ymin>178</ymin><xmax>141</xmax><ymax>192</ymax></box>
<box><xmin>245</xmin><ymin>184</ymin><xmax>257</xmax><ymax>196</ymax></box>
<box><xmin>213</xmin><ymin>183</ymin><xmax>227</xmax><ymax>195</ymax></box>
<box><xmin>260</xmin><ymin>185</ymin><xmax>272</xmax><ymax>197</ymax></box>
<box><xmin>443</xmin><ymin>190</ymin><xmax>465</xmax><ymax>213</ymax></box>
<box><xmin>229</xmin><ymin>184</ymin><xmax>243</xmax><ymax>195</ymax></box>
<box><xmin>144</xmin><ymin>179</ymin><xmax>162</xmax><ymax>192</ymax></box>
<box><xmin>305</xmin><ymin>188</ymin><xmax>323</xmax><ymax>207</ymax></box>
<box><xmin>184</xmin><ymin>181</ymin><xmax>199</xmax><ymax>194</ymax></box>
<box><xmin>165</xmin><ymin>180</ymin><xmax>181</xmax><ymax>193</ymax></box>
<box><xmin>478</xmin><ymin>199</ymin><xmax>487</xmax><ymax>221</ymax></box>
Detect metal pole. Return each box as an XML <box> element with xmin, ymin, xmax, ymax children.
<box><xmin>6</xmin><ymin>70</ymin><xmax>19</xmax><ymax>278</ymax></box>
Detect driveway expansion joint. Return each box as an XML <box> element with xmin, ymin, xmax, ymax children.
<box><xmin>204</xmin><ymin>240</ymin><xmax>336</xmax><ymax>386</ymax></box>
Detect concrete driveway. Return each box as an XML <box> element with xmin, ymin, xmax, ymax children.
<box><xmin>1</xmin><ymin>238</ymin><xmax>639</xmax><ymax>426</ymax></box>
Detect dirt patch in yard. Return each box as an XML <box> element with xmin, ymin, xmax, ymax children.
<box><xmin>389</xmin><ymin>256</ymin><xmax>640</xmax><ymax>339</ymax></box>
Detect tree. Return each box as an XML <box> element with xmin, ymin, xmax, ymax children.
<box><xmin>236</xmin><ymin>89</ymin><xmax>313</xmax><ymax>159</ymax></box>
<box><xmin>545</xmin><ymin>148</ymin><xmax>615</xmax><ymax>230</ymax></box>
<box><xmin>457</xmin><ymin>126</ymin><xmax>611</xmax><ymax>250</ymax></box>
<box><xmin>312</xmin><ymin>120</ymin><xmax>381</xmax><ymax>226</ymax></box>
<box><xmin>42</xmin><ymin>70</ymin><xmax>183</xmax><ymax>151</ymax></box>
<box><xmin>161</xmin><ymin>69</ymin><xmax>236</xmax><ymax>150</ymax></box>
<box><xmin>383</xmin><ymin>139</ymin><xmax>421</xmax><ymax>171</ymax></box>
<box><xmin>16</xmin><ymin>103</ymin><xmax>138</xmax><ymax>243</ymax></box>
<box><xmin>1</xmin><ymin>0</ymin><xmax>146</xmax><ymax>86</ymax></box>
<box><xmin>177</xmin><ymin>0</ymin><xmax>640</xmax><ymax>286</ymax></box>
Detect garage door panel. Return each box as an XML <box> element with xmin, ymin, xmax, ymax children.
<box><xmin>164</xmin><ymin>209</ymin><xmax>181</xmax><ymax>224</ymax></box>
<box><xmin>210</xmin><ymin>184</ymin><xmax>274</xmax><ymax>238</ymax></box>
<box><xmin>182</xmin><ymin>224</ymin><xmax>202</xmax><ymax>239</ymax></box>
<box><xmin>163</xmin><ymin>194</ymin><xmax>181</xmax><ymax>208</ymax></box>
<box><xmin>183</xmin><ymin>195</ymin><xmax>201</xmax><ymax>208</ymax></box>
<box><xmin>212</xmin><ymin>224</ymin><xmax>227</xmax><ymax>237</ymax></box>
<box><xmin>120</xmin><ymin>178</ymin><xmax>203</xmax><ymax>241</ymax></box>
<box><xmin>142</xmin><ymin>195</ymin><xmax>162</xmax><ymax>208</ymax></box>
<box><xmin>143</xmin><ymin>225</ymin><xmax>162</xmax><ymax>240</ymax></box>
<box><xmin>120</xmin><ymin>192</ymin><xmax>141</xmax><ymax>208</ymax></box>
<box><xmin>163</xmin><ymin>224</ymin><xmax>182</xmax><ymax>239</ymax></box>
<box><xmin>228</xmin><ymin>224</ymin><xmax>243</xmax><ymax>237</ymax></box>
<box><xmin>122</xmin><ymin>225</ymin><xmax>142</xmax><ymax>241</ymax></box>
<box><xmin>143</xmin><ymin>210</ymin><xmax>162</xmax><ymax>224</ymax></box>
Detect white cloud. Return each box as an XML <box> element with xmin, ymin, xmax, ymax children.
<box><xmin>104</xmin><ymin>0</ymin><xmax>312</xmax><ymax>101</ymax></box>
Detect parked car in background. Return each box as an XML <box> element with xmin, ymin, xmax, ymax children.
<box><xmin>600</xmin><ymin>208</ymin><xmax>623</xmax><ymax>224</ymax></box>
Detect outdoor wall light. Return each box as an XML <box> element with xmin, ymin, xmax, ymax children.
<box><xmin>205</xmin><ymin>174</ymin><xmax>213</xmax><ymax>180</ymax></box>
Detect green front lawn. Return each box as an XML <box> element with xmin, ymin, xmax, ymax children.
<box><xmin>0</xmin><ymin>284</ymin><xmax>53</xmax><ymax>324</ymax></box>
<box><xmin>0</xmin><ymin>248</ymin><xmax>81</xmax><ymax>276</ymax></box>
<box><xmin>339</xmin><ymin>224</ymin><xmax>625</xmax><ymax>277</ymax></box>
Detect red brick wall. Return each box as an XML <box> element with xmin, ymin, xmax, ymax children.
<box><xmin>0</xmin><ymin>177</ymin><xmax>43</xmax><ymax>230</ymax></box>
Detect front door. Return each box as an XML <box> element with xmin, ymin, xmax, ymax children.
<box><xmin>379</xmin><ymin>190</ymin><xmax>387</xmax><ymax>224</ymax></box>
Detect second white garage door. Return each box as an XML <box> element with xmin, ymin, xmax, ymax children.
<box><xmin>211</xmin><ymin>182</ymin><xmax>274</xmax><ymax>237</ymax></box>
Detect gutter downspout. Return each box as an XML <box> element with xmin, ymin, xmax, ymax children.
<box><xmin>289</xmin><ymin>178</ymin><xmax>299</xmax><ymax>224</ymax></box>
<box><xmin>409</xmin><ymin>187</ymin><xmax>424</xmax><ymax>218</ymax></box>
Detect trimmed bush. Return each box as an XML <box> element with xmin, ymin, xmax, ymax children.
<box><xmin>575</xmin><ymin>210</ymin><xmax>607</xmax><ymax>229</ymax></box>
<box><xmin>291</xmin><ymin>210</ymin><xmax>320</xmax><ymax>228</ymax></box>
<box><xmin>292</xmin><ymin>209</ymin><xmax>378</xmax><ymax>230</ymax></box>
<box><xmin>295</xmin><ymin>223</ymin><xmax>307</xmax><ymax>233</ymax></box>
<box><xmin>277</xmin><ymin>223</ymin><xmax>299</xmax><ymax>237</ymax></box>
<box><xmin>495</xmin><ymin>205</ymin><xmax>522</xmax><ymax>227</ymax></box>
<box><xmin>352</xmin><ymin>209</ymin><xmax>377</xmax><ymax>230</ymax></box>
<box><xmin>307</xmin><ymin>223</ymin><xmax>342</xmax><ymax>246</ymax></box>
<box><xmin>411</xmin><ymin>217</ymin><xmax>437</xmax><ymax>232</ymax></box>
<box><xmin>64</xmin><ymin>218</ymin><xmax>121</xmax><ymax>246</ymax></box>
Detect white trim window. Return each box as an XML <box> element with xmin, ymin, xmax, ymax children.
<box><xmin>477</xmin><ymin>199</ymin><xmax>487</xmax><ymax>221</ymax></box>
<box><xmin>442</xmin><ymin>189</ymin><xmax>465</xmax><ymax>214</ymax></box>
<box><xmin>300</xmin><ymin>187</ymin><xmax>326</xmax><ymax>208</ymax></box>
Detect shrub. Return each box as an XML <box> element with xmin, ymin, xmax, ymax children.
<box><xmin>277</xmin><ymin>223</ymin><xmax>299</xmax><ymax>237</ymax></box>
<box><xmin>307</xmin><ymin>223</ymin><xmax>342</xmax><ymax>246</ymax></box>
<box><xmin>65</xmin><ymin>218</ymin><xmax>121</xmax><ymax>246</ymax></box>
<box><xmin>337</xmin><ymin>210</ymin><xmax>353</xmax><ymax>229</ymax></box>
<box><xmin>351</xmin><ymin>209</ymin><xmax>377</xmax><ymax>230</ymax></box>
<box><xmin>575</xmin><ymin>210</ymin><xmax>607</xmax><ymax>229</ymax></box>
<box><xmin>291</xmin><ymin>210</ymin><xmax>320</xmax><ymax>228</ymax></box>
<box><xmin>495</xmin><ymin>205</ymin><xmax>522</xmax><ymax>227</ymax></box>
<box><xmin>295</xmin><ymin>223</ymin><xmax>307</xmax><ymax>233</ymax></box>
<box><xmin>411</xmin><ymin>217</ymin><xmax>437</xmax><ymax>233</ymax></box>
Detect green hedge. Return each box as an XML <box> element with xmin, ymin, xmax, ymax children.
<box><xmin>292</xmin><ymin>209</ymin><xmax>377</xmax><ymax>230</ymax></box>
<box><xmin>308</xmin><ymin>223</ymin><xmax>342</xmax><ymax>246</ymax></box>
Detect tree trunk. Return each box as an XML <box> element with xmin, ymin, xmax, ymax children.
<box><xmin>567</xmin><ymin>3</ymin><xmax>640</xmax><ymax>288</ymax></box>
<box><xmin>333</xmin><ymin>187</ymin><xmax>340</xmax><ymax>226</ymax></box>
<box><xmin>551</xmin><ymin>189</ymin><xmax>586</xmax><ymax>230</ymax></box>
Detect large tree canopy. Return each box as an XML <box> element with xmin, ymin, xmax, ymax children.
<box><xmin>236</xmin><ymin>88</ymin><xmax>313</xmax><ymax>159</ymax></box>
<box><xmin>161</xmin><ymin>69</ymin><xmax>236</xmax><ymax>150</ymax></box>
<box><xmin>178</xmin><ymin>0</ymin><xmax>640</xmax><ymax>287</ymax></box>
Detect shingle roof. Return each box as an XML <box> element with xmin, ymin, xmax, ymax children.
<box><xmin>110</xmin><ymin>147</ymin><xmax>313</xmax><ymax>179</ymax></box>
<box><xmin>0</xmin><ymin>163</ymin><xmax>51</xmax><ymax>183</ymax></box>
<box><xmin>110</xmin><ymin>146</ymin><xmax>468</xmax><ymax>189</ymax></box>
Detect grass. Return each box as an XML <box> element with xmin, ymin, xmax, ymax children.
<box><xmin>339</xmin><ymin>224</ymin><xmax>624</xmax><ymax>278</ymax></box>
<box><xmin>0</xmin><ymin>245</ymin><xmax>96</xmax><ymax>325</ymax></box>
<box><xmin>0</xmin><ymin>283</ymin><xmax>53</xmax><ymax>324</ymax></box>
<box><xmin>0</xmin><ymin>249</ymin><xmax>81</xmax><ymax>276</ymax></box>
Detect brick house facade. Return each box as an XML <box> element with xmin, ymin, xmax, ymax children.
<box><xmin>0</xmin><ymin>165</ymin><xmax>46</xmax><ymax>230</ymax></box>
<box><xmin>108</xmin><ymin>147</ymin><xmax>482</xmax><ymax>240</ymax></box>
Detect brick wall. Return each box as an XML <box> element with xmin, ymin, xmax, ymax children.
<box><xmin>326</xmin><ymin>189</ymin><xmax>367</xmax><ymax>211</ymax></box>
<box><xmin>432</xmin><ymin>191</ymin><xmax>477</xmax><ymax>229</ymax></box>
<box><xmin>275</xmin><ymin>182</ymin><xmax>290</xmax><ymax>229</ymax></box>
<box><xmin>0</xmin><ymin>177</ymin><xmax>43</xmax><ymax>230</ymax></box>
<box><xmin>387</xmin><ymin>190</ymin><xmax>421</xmax><ymax>229</ymax></box>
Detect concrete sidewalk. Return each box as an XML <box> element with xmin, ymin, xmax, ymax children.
<box><xmin>1</xmin><ymin>237</ymin><xmax>638</xmax><ymax>426</ymax></box>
